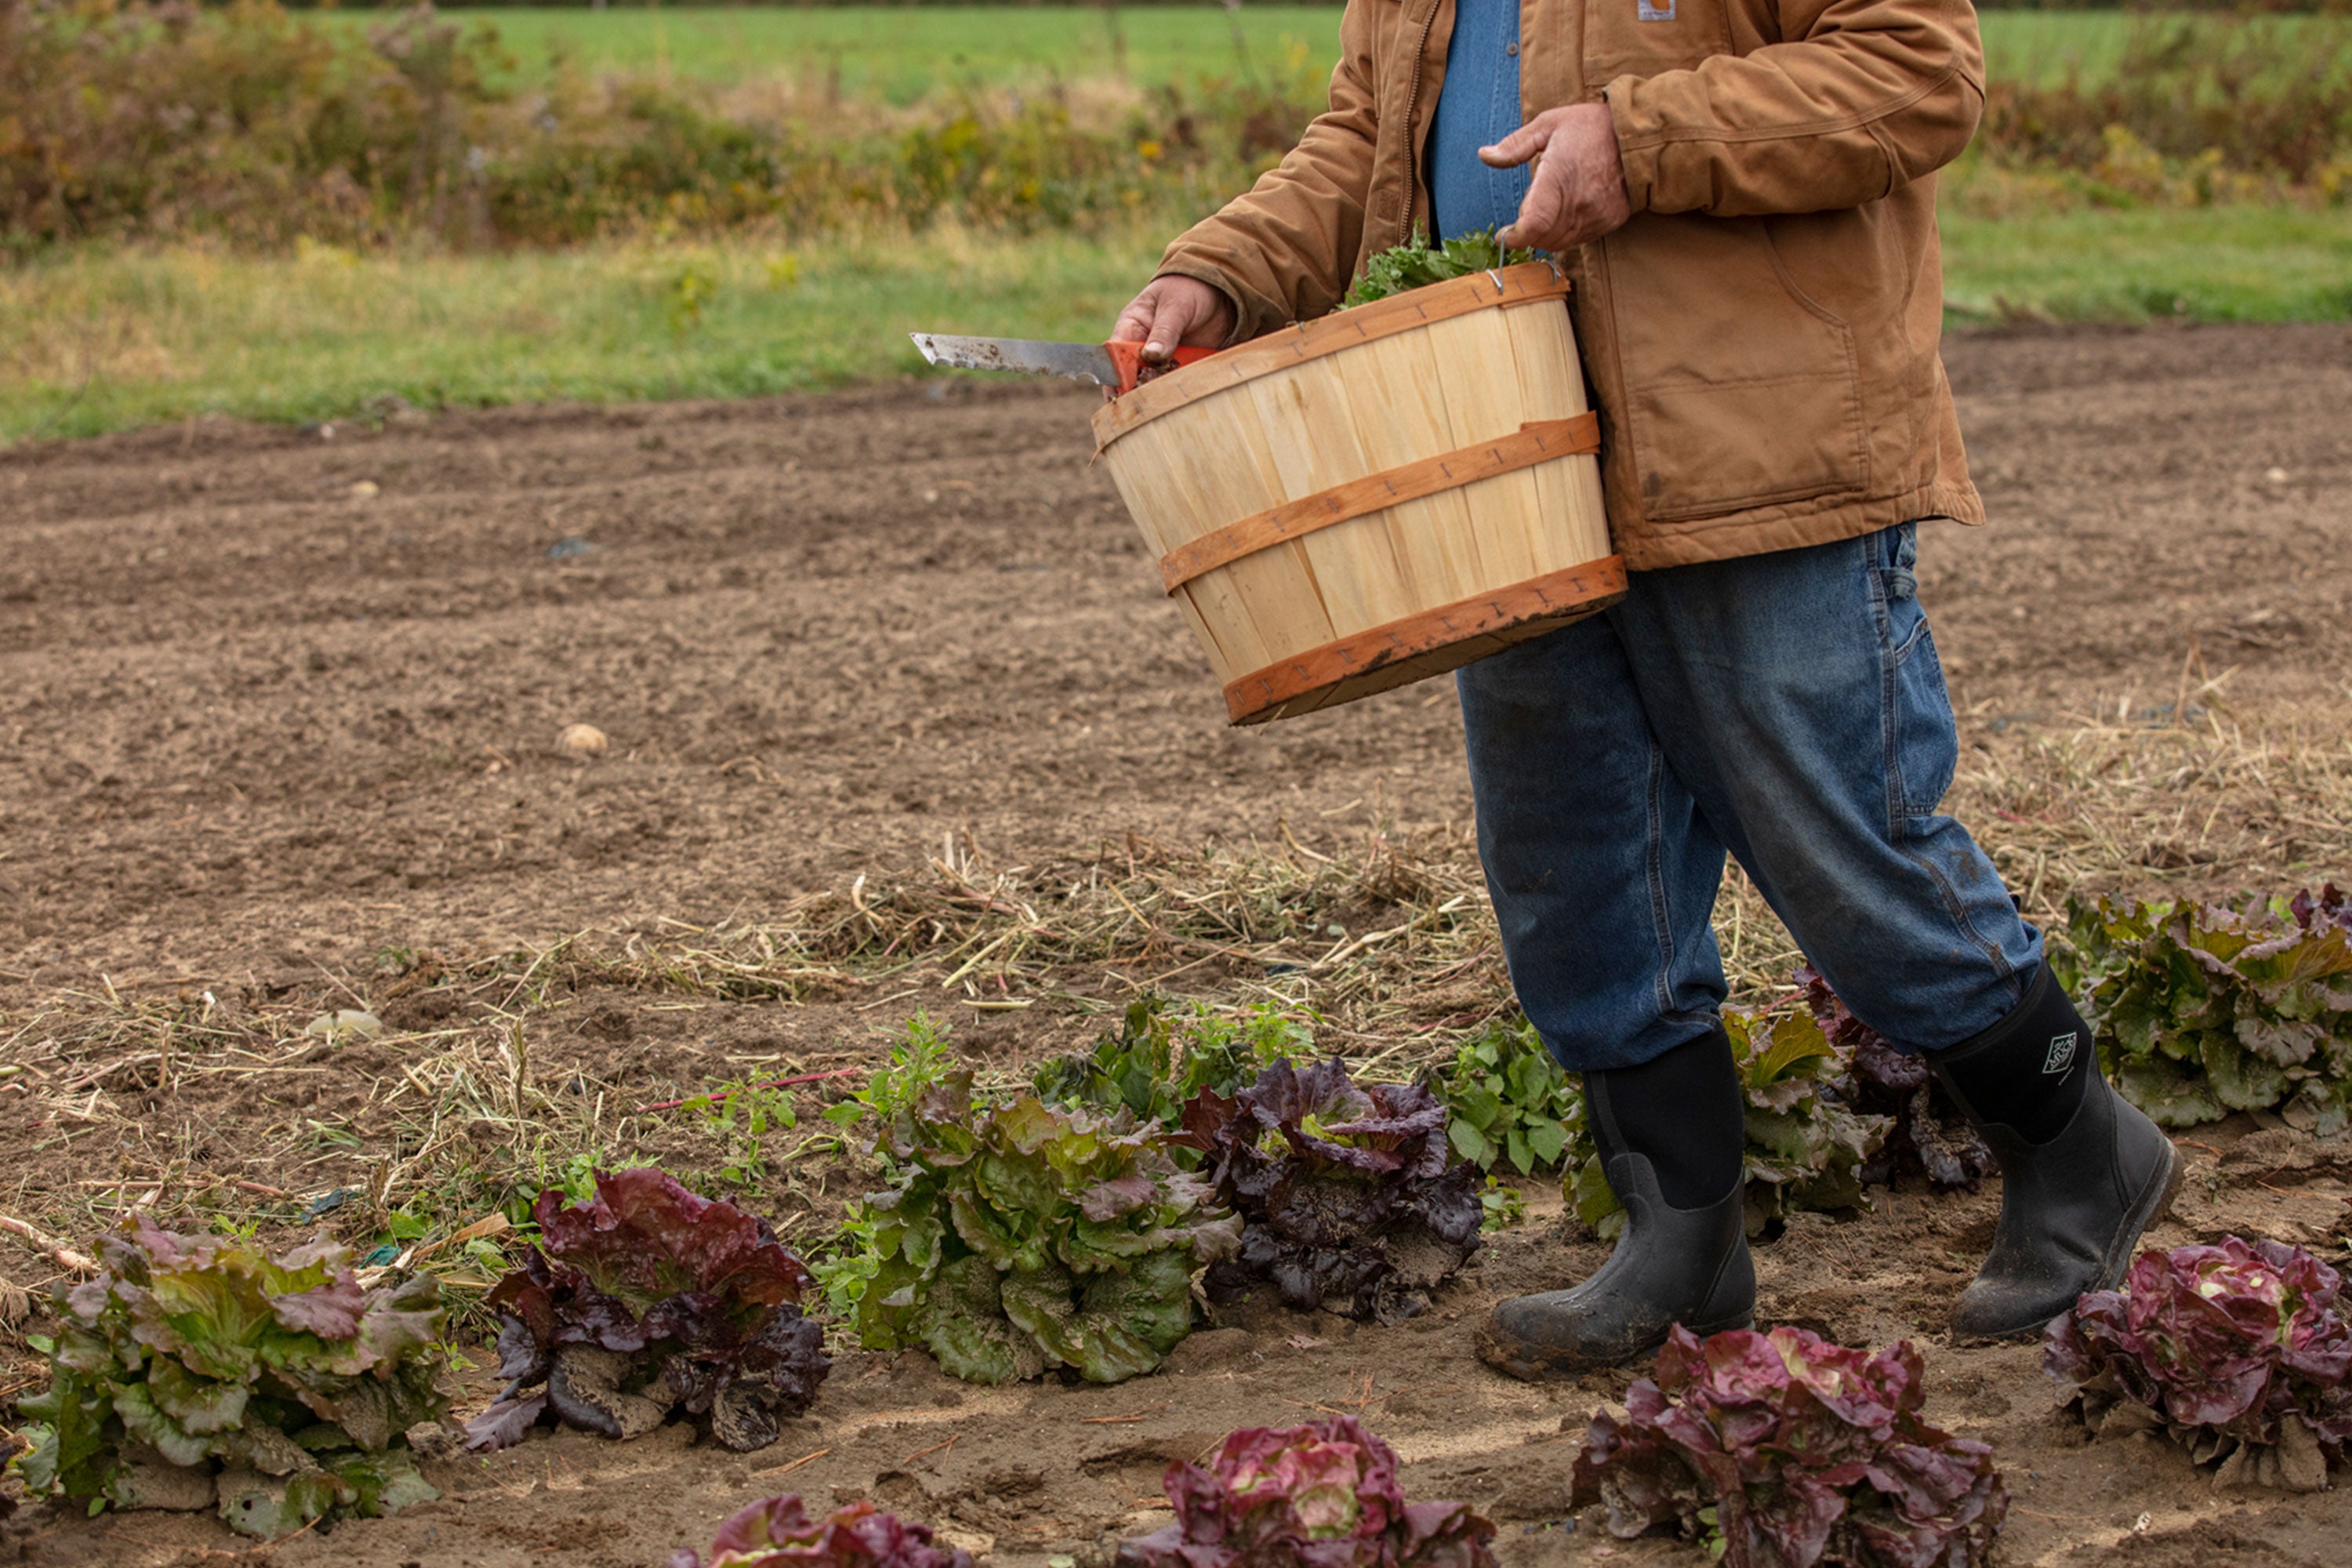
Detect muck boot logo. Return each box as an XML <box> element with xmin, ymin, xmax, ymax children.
<box><xmin>2042</xmin><ymin>1031</ymin><xmax>2079</xmax><ymax>1075</ymax></box>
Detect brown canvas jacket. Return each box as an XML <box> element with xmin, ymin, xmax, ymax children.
<box><xmin>1154</xmin><ymin>0</ymin><xmax>1990</xmax><ymax>571</ymax></box>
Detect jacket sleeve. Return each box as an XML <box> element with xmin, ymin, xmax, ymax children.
<box><xmin>1604</xmin><ymin>0</ymin><xmax>1986</xmax><ymax>217</ymax></box>
<box><xmin>1151</xmin><ymin>5</ymin><xmax>1382</xmax><ymax>342</ymax></box>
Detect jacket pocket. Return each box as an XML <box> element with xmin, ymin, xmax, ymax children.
<box><xmin>1600</xmin><ymin>213</ymin><xmax>1870</xmax><ymax>521</ymax></box>
<box><xmin>1583</xmin><ymin>0</ymin><xmax>1733</xmax><ymax>82</ymax></box>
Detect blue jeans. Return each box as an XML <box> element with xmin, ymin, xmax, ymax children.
<box><xmin>1457</xmin><ymin>523</ymin><xmax>2041</xmax><ymax>1072</ymax></box>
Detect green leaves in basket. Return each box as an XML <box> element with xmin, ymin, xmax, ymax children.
<box><xmin>1343</xmin><ymin>228</ymin><xmax>1540</xmax><ymax>308</ymax></box>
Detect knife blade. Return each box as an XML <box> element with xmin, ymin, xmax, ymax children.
<box><xmin>910</xmin><ymin>333</ymin><xmax>1211</xmax><ymax>394</ymax></box>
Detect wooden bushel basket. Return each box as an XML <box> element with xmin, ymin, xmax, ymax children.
<box><xmin>1091</xmin><ymin>262</ymin><xmax>1622</xmax><ymax>726</ymax></box>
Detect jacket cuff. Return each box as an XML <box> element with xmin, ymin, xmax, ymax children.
<box><xmin>1602</xmin><ymin>78</ymin><xmax>1659</xmax><ymax>215</ymax></box>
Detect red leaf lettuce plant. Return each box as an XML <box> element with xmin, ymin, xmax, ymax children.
<box><xmin>670</xmin><ymin>1494</ymin><xmax>975</xmax><ymax>1568</ymax></box>
<box><xmin>2045</xmin><ymin>1235</ymin><xmax>2352</xmax><ymax>1491</ymax></box>
<box><xmin>1116</xmin><ymin>1416</ymin><xmax>1497</xmax><ymax>1568</ymax></box>
<box><xmin>8</xmin><ymin>1216</ymin><xmax>448</xmax><ymax>1538</ymax></box>
<box><xmin>466</xmin><ymin>1167</ymin><xmax>829</xmax><ymax>1454</ymax></box>
<box><xmin>1570</xmin><ymin>1325</ymin><xmax>2005</xmax><ymax>1568</ymax></box>
<box><xmin>834</xmin><ymin>1074</ymin><xmax>1240</xmax><ymax>1385</ymax></box>
<box><xmin>1178</xmin><ymin>1059</ymin><xmax>1482</xmax><ymax>1322</ymax></box>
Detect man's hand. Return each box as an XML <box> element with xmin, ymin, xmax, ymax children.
<box><xmin>1109</xmin><ymin>274</ymin><xmax>1235</xmax><ymax>364</ymax></box>
<box><xmin>1481</xmin><ymin>104</ymin><xmax>1634</xmax><ymax>253</ymax></box>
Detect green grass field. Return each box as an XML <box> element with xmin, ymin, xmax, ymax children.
<box><xmin>345</xmin><ymin>5</ymin><xmax>1344</xmax><ymax>100</ymax></box>
<box><xmin>334</xmin><ymin>6</ymin><xmax>2183</xmax><ymax>96</ymax></box>
<box><xmin>9</xmin><ymin>202</ymin><xmax>2348</xmax><ymax>443</ymax></box>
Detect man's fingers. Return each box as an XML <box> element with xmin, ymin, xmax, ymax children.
<box><xmin>1143</xmin><ymin>297</ymin><xmax>1194</xmax><ymax>361</ymax></box>
<box><xmin>1499</xmin><ymin>164</ymin><xmax>1571</xmax><ymax>250</ymax></box>
<box><xmin>1478</xmin><ymin>117</ymin><xmax>1555</xmax><ymax>169</ymax></box>
<box><xmin>1109</xmin><ymin>293</ymin><xmax>1157</xmax><ymax>345</ymax></box>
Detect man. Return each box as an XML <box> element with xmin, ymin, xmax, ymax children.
<box><xmin>1108</xmin><ymin>0</ymin><xmax>2180</xmax><ymax>1378</ymax></box>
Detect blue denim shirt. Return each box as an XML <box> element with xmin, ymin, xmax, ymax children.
<box><xmin>1429</xmin><ymin>0</ymin><xmax>1532</xmax><ymax>242</ymax></box>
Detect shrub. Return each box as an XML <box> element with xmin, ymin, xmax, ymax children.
<box><xmin>2045</xmin><ymin>1236</ymin><xmax>2352</xmax><ymax>1491</ymax></box>
<box><xmin>9</xmin><ymin>1216</ymin><xmax>448</xmax><ymax>1538</ymax></box>
<box><xmin>465</xmin><ymin>1167</ymin><xmax>829</xmax><ymax>1454</ymax></box>
<box><xmin>1570</xmin><ymin>1326</ymin><xmax>2006</xmax><ymax>1568</ymax></box>
<box><xmin>1978</xmin><ymin>15</ymin><xmax>2352</xmax><ymax>189</ymax></box>
<box><xmin>1115</xmin><ymin>1417</ymin><xmax>1497</xmax><ymax>1568</ymax></box>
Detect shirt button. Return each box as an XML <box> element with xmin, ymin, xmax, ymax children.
<box><xmin>1505</xmin><ymin>42</ymin><xmax>1519</xmax><ymax>56</ymax></box>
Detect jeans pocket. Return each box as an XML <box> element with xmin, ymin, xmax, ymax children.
<box><xmin>1876</xmin><ymin>528</ymin><xmax>1958</xmax><ymax>818</ymax></box>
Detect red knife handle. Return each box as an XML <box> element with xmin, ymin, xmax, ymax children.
<box><xmin>1104</xmin><ymin>341</ymin><xmax>1215</xmax><ymax>395</ymax></box>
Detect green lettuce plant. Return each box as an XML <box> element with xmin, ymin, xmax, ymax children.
<box><xmin>832</xmin><ymin>1076</ymin><xmax>1240</xmax><ymax>1385</ymax></box>
<box><xmin>2063</xmin><ymin>889</ymin><xmax>2352</xmax><ymax>1131</ymax></box>
<box><xmin>9</xmin><ymin>1217</ymin><xmax>448</xmax><ymax>1538</ymax></box>
<box><xmin>1424</xmin><ymin>1020</ymin><xmax>1581</xmax><ymax>1177</ymax></box>
<box><xmin>1031</xmin><ymin>996</ymin><xmax>1308</xmax><ymax>1130</ymax></box>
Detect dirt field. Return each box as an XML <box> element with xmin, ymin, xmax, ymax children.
<box><xmin>2</xmin><ymin>322</ymin><xmax>2349</xmax><ymax>1566</ymax></box>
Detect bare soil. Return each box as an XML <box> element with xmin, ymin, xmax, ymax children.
<box><xmin>1</xmin><ymin>322</ymin><xmax>2349</xmax><ymax>1566</ymax></box>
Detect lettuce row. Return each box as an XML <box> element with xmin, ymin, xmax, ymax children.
<box><xmin>671</xmin><ymin>1495</ymin><xmax>975</xmax><ymax>1568</ymax></box>
<box><xmin>1178</xmin><ymin>1060</ymin><xmax>1483</xmax><ymax>1323</ymax></box>
<box><xmin>466</xmin><ymin>1167</ymin><xmax>829</xmax><ymax>1453</ymax></box>
<box><xmin>840</xmin><ymin>1076</ymin><xmax>1240</xmax><ymax>1385</ymax></box>
<box><xmin>2062</xmin><ymin>890</ymin><xmax>2352</xmax><ymax>1131</ymax></box>
<box><xmin>9</xmin><ymin>1217</ymin><xmax>448</xmax><ymax>1538</ymax></box>
<box><xmin>1571</xmin><ymin>1326</ymin><xmax>2006</xmax><ymax>1568</ymax></box>
<box><xmin>1115</xmin><ymin>1417</ymin><xmax>1496</xmax><ymax>1568</ymax></box>
<box><xmin>2045</xmin><ymin>1236</ymin><xmax>2352</xmax><ymax>1491</ymax></box>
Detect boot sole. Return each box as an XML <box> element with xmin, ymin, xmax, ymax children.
<box><xmin>1958</xmin><ymin>1134</ymin><xmax>2187</xmax><ymax>1341</ymax></box>
<box><xmin>1476</xmin><ymin>1305</ymin><xmax>1755</xmax><ymax>1383</ymax></box>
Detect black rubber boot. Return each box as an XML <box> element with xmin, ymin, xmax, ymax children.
<box><xmin>1477</xmin><ymin>1034</ymin><xmax>1754</xmax><ymax>1381</ymax></box>
<box><xmin>1930</xmin><ymin>965</ymin><xmax>2183</xmax><ymax>1339</ymax></box>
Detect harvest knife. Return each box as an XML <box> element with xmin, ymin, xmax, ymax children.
<box><xmin>910</xmin><ymin>332</ymin><xmax>1212</xmax><ymax>395</ymax></box>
